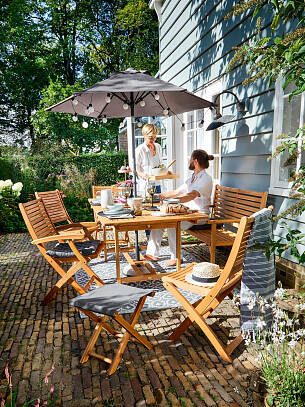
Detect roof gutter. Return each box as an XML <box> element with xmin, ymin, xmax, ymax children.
<box><xmin>149</xmin><ymin>0</ymin><xmax>163</xmax><ymax>23</ymax></box>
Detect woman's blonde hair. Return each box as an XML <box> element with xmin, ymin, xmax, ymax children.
<box><xmin>142</xmin><ymin>124</ymin><xmax>158</xmax><ymax>139</ymax></box>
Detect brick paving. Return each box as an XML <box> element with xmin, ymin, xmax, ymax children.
<box><xmin>0</xmin><ymin>232</ymin><xmax>266</xmax><ymax>406</ymax></box>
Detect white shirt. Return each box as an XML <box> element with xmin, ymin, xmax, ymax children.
<box><xmin>177</xmin><ymin>169</ymin><xmax>213</xmax><ymax>214</ymax></box>
<box><xmin>135</xmin><ymin>142</ymin><xmax>163</xmax><ymax>193</ymax></box>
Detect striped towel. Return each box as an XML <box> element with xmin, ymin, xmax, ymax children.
<box><xmin>240</xmin><ymin>208</ymin><xmax>275</xmax><ymax>332</ymax></box>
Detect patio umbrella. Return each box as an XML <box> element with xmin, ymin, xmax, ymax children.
<box><xmin>46</xmin><ymin>67</ymin><xmax>213</xmax><ymax>259</ymax></box>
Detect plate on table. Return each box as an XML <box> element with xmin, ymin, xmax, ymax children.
<box><xmin>98</xmin><ymin>209</ymin><xmax>132</xmax><ymax>216</ymax></box>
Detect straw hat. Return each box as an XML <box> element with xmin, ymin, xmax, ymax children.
<box><xmin>185</xmin><ymin>262</ymin><xmax>221</xmax><ymax>286</ymax></box>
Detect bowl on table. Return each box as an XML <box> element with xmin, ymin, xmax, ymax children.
<box><xmin>106</xmin><ymin>203</ymin><xmax>124</xmax><ymax>212</ymax></box>
<box><xmin>151</xmin><ymin>167</ymin><xmax>168</xmax><ymax>176</ymax></box>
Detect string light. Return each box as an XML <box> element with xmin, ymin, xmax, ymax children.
<box><xmin>152</xmin><ymin>117</ymin><xmax>157</xmax><ymax>124</ymax></box>
<box><xmin>140</xmin><ymin>100</ymin><xmax>146</xmax><ymax>107</ymax></box>
<box><xmin>163</xmin><ymin>108</ymin><xmax>169</xmax><ymax>115</ymax></box>
<box><xmin>181</xmin><ymin>123</ymin><xmax>185</xmax><ymax>131</ymax></box>
<box><xmin>119</xmin><ymin>121</ymin><xmax>125</xmax><ymax>128</ymax></box>
<box><xmin>72</xmin><ymin>97</ymin><xmax>78</xmax><ymax>106</ymax></box>
<box><xmin>198</xmin><ymin>120</ymin><xmax>204</xmax><ymax>128</ymax></box>
<box><xmin>123</xmin><ymin>103</ymin><xmax>129</xmax><ymax>110</ymax></box>
<box><xmin>137</xmin><ymin>121</ymin><xmax>143</xmax><ymax>128</ymax></box>
<box><xmin>102</xmin><ymin>115</ymin><xmax>108</xmax><ymax>123</ymax></box>
<box><xmin>105</xmin><ymin>93</ymin><xmax>111</xmax><ymax>103</ymax></box>
<box><xmin>82</xmin><ymin>121</ymin><xmax>88</xmax><ymax>128</ymax></box>
<box><xmin>72</xmin><ymin>114</ymin><xmax>78</xmax><ymax>122</ymax></box>
<box><xmin>154</xmin><ymin>92</ymin><xmax>160</xmax><ymax>100</ymax></box>
<box><xmin>86</xmin><ymin>103</ymin><xmax>94</xmax><ymax>114</ymax></box>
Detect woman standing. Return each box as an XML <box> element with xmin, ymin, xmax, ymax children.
<box><xmin>135</xmin><ymin>123</ymin><xmax>163</xmax><ymax>198</ymax></box>
<box><xmin>135</xmin><ymin>124</ymin><xmax>163</xmax><ymax>237</ymax></box>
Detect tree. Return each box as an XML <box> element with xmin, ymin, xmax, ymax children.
<box><xmin>226</xmin><ymin>0</ymin><xmax>305</xmax><ymax>264</ymax></box>
<box><xmin>0</xmin><ymin>0</ymin><xmax>159</xmax><ymax>152</ymax></box>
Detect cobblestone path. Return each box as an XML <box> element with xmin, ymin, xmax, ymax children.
<box><xmin>0</xmin><ymin>233</ymin><xmax>265</xmax><ymax>406</ymax></box>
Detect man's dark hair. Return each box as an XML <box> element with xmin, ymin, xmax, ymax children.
<box><xmin>191</xmin><ymin>149</ymin><xmax>214</xmax><ymax>169</ymax></box>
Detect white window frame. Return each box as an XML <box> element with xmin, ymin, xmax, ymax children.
<box><xmin>269</xmin><ymin>78</ymin><xmax>305</xmax><ymax>197</ymax></box>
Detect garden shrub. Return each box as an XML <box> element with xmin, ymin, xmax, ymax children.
<box><xmin>0</xmin><ymin>180</ymin><xmax>26</xmax><ymax>233</ymax></box>
<box><xmin>0</xmin><ymin>151</ymin><xmax>127</xmax><ymax>232</ymax></box>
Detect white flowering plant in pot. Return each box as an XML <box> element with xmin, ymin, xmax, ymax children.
<box><xmin>0</xmin><ymin>179</ymin><xmax>23</xmax><ymax>233</ymax></box>
<box><xmin>242</xmin><ymin>288</ymin><xmax>305</xmax><ymax>406</ymax></box>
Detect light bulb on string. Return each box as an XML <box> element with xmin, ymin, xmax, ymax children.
<box><xmin>102</xmin><ymin>115</ymin><xmax>108</xmax><ymax>123</ymax></box>
<box><xmin>137</xmin><ymin>121</ymin><xmax>143</xmax><ymax>128</ymax></box>
<box><xmin>105</xmin><ymin>93</ymin><xmax>111</xmax><ymax>103</ymax></box>
<box><xmin>119</xmin><ymin>121</ymin><xmax>124</xmax><ymax>128</ymax></box>
<box><xmin>72</xmin><ymin>97</ymin><xmax>78</xmax><ymax>106</ymax></box>
<box><xmin>123</xmin><ymin>103</ymin><xmax>129</xmax><ymax>110</ymax></box>
<box><xmin>140</xmin><ymin>100</ymin><xmax>146</xmax><ymax>107</ymax></box>
<box><xmin>198</xmin><ymin>120</ymin><xmax>204</xmax><ymax>128</ymax></box>
<box><xmin>181</xmin><ymin>123</ymin><xmax>185</xmax><ymax>131</ymax></box>
<box><xmin>163</xmin><ymin>108</ymin><xmax>169</xmax><ymax>116</ymax></box>
<box><xmin>72</xmin><ymin>114</ymin><xmax>78</xmax><ymax>122</ymax></box>
<box><xmin>154</xmin><ymin>92</ymin><xmax>160</xmax><ymax>101</ymax></box>
<box><xmin>86</xmin><ymin>103</ymin><xmax>94</xmax><ymax>114</ymax></box>
<box><xmin>82</xmin><ymin>121</ymin><xmax>88</xmax><ymax>129</ymax></box>
<box><xmin>152</xmin><ymin>117</ymin><xmax>157</xmax><ymax>124</ymax></box>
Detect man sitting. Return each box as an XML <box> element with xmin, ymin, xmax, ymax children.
<box><xmin>144</xmin><ymin>149</ymin><xmax>214</xmax><ymax>267</ymax></box>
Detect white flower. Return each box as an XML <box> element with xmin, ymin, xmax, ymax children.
<box><xmin>12</xmin><ymin>182</ymin><xmax>23</xmax><ymax>193</ymax></box>
<box><xmin>3</xmin><ymin>179</ymin><xmax>13</xmax><ymax>187</ymax></box>
<box><xmin>289</xmin><ymin>340</ymin><xmax>297</xmax><ymax>348</ymax></box>
<box><xmin>274</xmin><ymin>288</ymin><xmax>286</xmax><ymax>299</ymax></box>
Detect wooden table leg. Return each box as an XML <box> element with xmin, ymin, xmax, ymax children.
<box><xmin>114</xmin><ymin>228</ymin><xmax>121</xmax><ymax>283</ymax></box>
<box><xmin>176</xmin><ymin>221</ymin><xmax>181</xmax><ymax>271</ymax></box>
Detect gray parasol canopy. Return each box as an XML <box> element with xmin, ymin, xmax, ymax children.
<box><xmin>46</xmin><ymin>68</ymin><xmax>213</xmax><ymax>119</ymax></box>
<box><xmin>45</xmin><ymin>68</ymin><xmax>213</xmax><ymax>261</ymax></box>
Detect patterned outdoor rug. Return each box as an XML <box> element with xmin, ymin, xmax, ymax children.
<box><xmin>75</xmin><ymin>246</ymin><xmax>202</xmax><ymax>314</ymax></box>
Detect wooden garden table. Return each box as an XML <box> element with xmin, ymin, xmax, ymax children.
<box><xmin>90</xmin><ymin>201</ymin><xmax>208</xmax><ymax>283</ymax></box>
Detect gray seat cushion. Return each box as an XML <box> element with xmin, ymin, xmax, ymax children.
<box><xmin>70</xmin><ymin>284</ymin><xmax>154</xmax><ymax>316</ymax></box>
<box><xmin>46</xmin><ymin>240</ymin><xmax>100</xmax><ymax>258</ymax></box>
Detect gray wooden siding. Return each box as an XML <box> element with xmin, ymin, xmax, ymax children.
<box><xmin>159</xmin><ymin>0</ymin><xmax>305</xmax><ymax>259</ymax></box>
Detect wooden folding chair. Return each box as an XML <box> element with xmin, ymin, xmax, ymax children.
<box><xmin>162</xmin><ymin>215</ymin><xmax>255</xmax><ymax>363</ymax></box>
<box><xmin>92</xmin><ymin>185</ymin><xmax>130</xmax><ymax>262</ymax></box>
<box><xmin>70</xmin><ymin>283</ymin><xmax>155</xmax><ymax>374</ymax></box>
<box><xmin>19</xmin><ymin>198</ymin><xmax>105</xmax><ymax>305</ymax></box>
<box><xmin>35</xmin><ymin>190</ymin><xmax>98</xmax><ymax>235</ymax></box>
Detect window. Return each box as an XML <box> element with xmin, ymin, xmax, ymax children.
<box><xmin>270</xmin><ymin>79</ymin><xmax>305</xmax><ymax>196</ymax></box>
<box><xmin>133</xmin><ymin>116</ymin><xmax>168</xmax><ymax>160</ymax></box>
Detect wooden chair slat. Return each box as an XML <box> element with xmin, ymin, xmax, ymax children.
<box><xmin>163</xmin><ymin>216</ymin><xmax>255</xmax><ymax>363</ymax></box>
<box><xmin>19</xmin><ymin>198</ymin><xmax>104</xmax><ymax>305</ymax></box>
<box><xmin>186</xmin><ymin>185</ymin><xmax>268</xmax><ymax>262</ymax></box>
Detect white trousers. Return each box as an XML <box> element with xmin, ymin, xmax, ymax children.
<box><xmin>146</xmin><ymin>220</ymin><xmax>206</xmax><ymax>260</ymax></box>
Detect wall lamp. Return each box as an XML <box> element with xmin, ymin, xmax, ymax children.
<box><xmin>206</xmin><ymin>90</ymin><xmax>247</xmax><ymax>131</ymax></box>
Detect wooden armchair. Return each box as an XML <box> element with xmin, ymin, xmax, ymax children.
<box><xmin>19</xmin><ymin>199</ymin><xmax>104</xmax><ymax>305</ymax></box>
<box><xmin>163</xmin><ymin>215</ymin><xmax>255</xmax><ymax>363</ymax></box>
<box><xmin>92</xmin><ymin>185</ymin><xmax>130</xmax><ymax>262</ymax></box>
<box><xmin>186</xmin><ymin>185</ymin><xmax>268</xmax><ymax>263</ymax></box>
<box><xmin>35</xmin><ymin>190</ymin><xmax>97</xmax><ymax>235</ymax></box>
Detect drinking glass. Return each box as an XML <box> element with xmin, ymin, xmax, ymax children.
<box><xmin>147</xmin><ymin>183</ymin><xmax>157</xmax><ymax>209</ymax></box>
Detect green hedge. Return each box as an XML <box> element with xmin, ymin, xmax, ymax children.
<box><xmin>0</xmin><ymin>151</ymin><xmax>128</xmax><ymax>233</ymax></box>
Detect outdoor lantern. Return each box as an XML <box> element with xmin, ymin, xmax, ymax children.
<box><xmin>206</xmin><ymin>90</ymin><xmax>247</xmax><ymax>131</ymax></box>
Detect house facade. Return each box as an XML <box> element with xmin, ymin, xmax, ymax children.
<box><xmin>126</xmin><ymin>0</ymin><xmax>304</xmax><ymax>286</ymax></box>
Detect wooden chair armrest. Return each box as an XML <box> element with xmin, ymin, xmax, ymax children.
<box><xmin>207</xmin><ymin>218</ymin><xmax>241</xmax><ymax>224</ymax></box>
<box><xmin>32</xmin><ymin>231</ymin><xmax>86</xmax><ymax>245</ymax></box>
<box><xmin>57</xmin><ymin>222</ymin><xmax>99</xmax><ymax>231</ymax></box>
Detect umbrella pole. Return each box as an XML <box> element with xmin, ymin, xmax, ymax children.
<box><xmin>130</xmin><ymin>93</ymin><xmax>140</xmax><ymax>261</ymax></box>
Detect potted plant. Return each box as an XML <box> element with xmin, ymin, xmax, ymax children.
<box><xmin>243</xmin><ymin>288</ymin><xmax>305</xmax><ymax>406</ymax></box>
